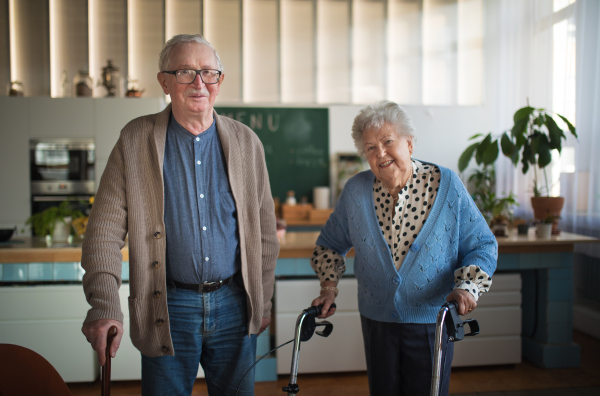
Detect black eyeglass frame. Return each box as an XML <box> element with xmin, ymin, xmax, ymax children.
<box><xmin>162</xmin><ymin>69</ymin><xmax>222</xmax><ymax>85</ymax></box>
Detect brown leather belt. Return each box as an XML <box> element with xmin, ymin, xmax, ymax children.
<box><xmin>169</xmin><ymin>273</ymin><xmax>237</xmax><ymax>293</ymax></box>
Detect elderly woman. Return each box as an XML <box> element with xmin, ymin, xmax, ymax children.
<box><xmin>310</xmin><ymin>100</ymin><xmax>497</xmax><ymax>396</ymax></box>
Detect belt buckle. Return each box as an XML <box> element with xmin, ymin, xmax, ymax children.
<box><xmin>200</xmin><ymin>280</ymin><xmax>223</xmax><ymax>293</ymax></box>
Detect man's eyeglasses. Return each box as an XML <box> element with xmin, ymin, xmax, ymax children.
<box><xmin>162</xmin><ymin>69</ymin><xmax>222</xmax><ymax>85</ymax></box>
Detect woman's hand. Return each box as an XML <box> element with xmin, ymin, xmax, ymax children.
<box><xmin>446</xmin><ymin>289</ymin><xmax>477</xmax><ymax>316</ymax></box>
<box><xmin>311</xmin><ymin>281</ymin><xmax>337</xmax><ymax>318</ymax></box>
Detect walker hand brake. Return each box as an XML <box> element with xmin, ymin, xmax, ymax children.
<box><xmin>315</xmin><ymin>321</ymin><xmax>333</xmax><ymax>338</ymax></box>
<box><xmin>444</xmin><ymin>301</ymin><xmax>480</xmax><ymax>341</ymax></box>
<box><xmin>300</xmin><ymin>303</ymin><xmax>336</xmax><ymax>342</ymax></box>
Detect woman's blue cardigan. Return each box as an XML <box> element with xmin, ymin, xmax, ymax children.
<box><xmin>316</xmin><ymin>163</ymin><xmax>498</xmax><ymax>324</ymax></box>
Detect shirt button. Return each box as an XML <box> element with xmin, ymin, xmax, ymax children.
<box><xmin>153</xmin><ymin>291</ymin><xmax>162</xmax><ymax>298</ymax></box>
<box><xmin>197</xmin><ymin>160</ymin><xmax>201</xmax><ymax>165</ymax></box>
<box><xmin>205</xmin><ymin>257</ymin><xmax>209</xmax><ymax>261</ymax></box>
<box><xmin>200</xmin><ymin>194</ymin><xmax>204</xmax><ymax>198</ymax></box>
<box><xmin>152</xmin><ymin>261</ymin><xmax>160</xmax><ymax>269</ymax></box>
<box><xmin>154</xmin><ymin>231</ymin><xmax>162</xmax><ymax>239</ymax></box>
<box><xmin>161</xmin><ymin>346</ymin><xmax>170</xmax><ymax>353</ymax></box>
<box><xmin>196</xmin><ymin>137</ymin><xmax>199</xmax><ymax>141</ymax></box>
<box><xmin>202</xmin><ymin>226</ymin><xmax>207</xmax><ymax>231</ymax></box>
<box><xmin>156</xmin><ymin>319</ymin><xmax>165</xmax><ymax>326</ymax></box>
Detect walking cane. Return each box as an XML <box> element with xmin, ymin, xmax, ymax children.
<box><xmin>101</xmin><ymin>325</ymin><xmax>118</xmax><ymax>396</ymax></box>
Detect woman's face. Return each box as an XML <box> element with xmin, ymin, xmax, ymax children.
<box><xmin>363</xmin><ymin>123</ymin><xmax>413</xmax><ymax>191</ymax></box>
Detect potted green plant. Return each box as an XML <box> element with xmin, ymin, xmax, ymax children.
<box><xmin>25</xmin><ymin>200</ymin><xmax>84</xmax><ymax>243</ymax></box>
<box><xmin>459</xmin><ymin>164</ymin><xmax>518</xmax><ymax>235</ymax></box>
<box><xmin>537</xmin><ymin>212</ymin><xmax>560</xmax><ymax>239</ymax></box>
<box><xmin>458</xmin><ymin>101</ymin><xmax>576</xmax><ymax>234</ymax></box>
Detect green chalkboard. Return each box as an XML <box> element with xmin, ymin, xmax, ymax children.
<box><xmin>215</xmin><ymin>107</ymin><xmax>329</xmax><ymax>203</ymax></box>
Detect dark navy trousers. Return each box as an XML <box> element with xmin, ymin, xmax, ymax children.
<box><xmin>361</xmin><ymin>315</ymin><xmax>453</xmax><ymax>396</ymax></box>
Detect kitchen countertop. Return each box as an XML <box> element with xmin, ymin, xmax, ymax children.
<box><xmin>0</xmin><ymin>230</ymin><xmax>597</xmax><ymax>263</ymax></box>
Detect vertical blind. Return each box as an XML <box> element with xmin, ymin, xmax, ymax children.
<box><xmin>1</xmin><ymin>0</ymin><xmax>483</xmax><ymax>105</ymax></box>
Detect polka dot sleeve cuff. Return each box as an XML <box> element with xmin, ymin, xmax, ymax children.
<box><xmin>453</xmin><ymin>265</ymin><xmax>492</xmax><ymax>302</ymax></box>
<box><xmin>311</xmin><ymin>245</ymin><xmax>346</xmax><ymax>285</ymax></box>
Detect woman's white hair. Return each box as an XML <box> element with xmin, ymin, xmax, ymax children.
<box><xmin>351</xmin><ymin>100</ymin><xmax>417</xmax><ymax>156</ymax></box>
<box><xmin>158</xmin><ymin>34</ymin><xmax>224</xmax><ymax>72</ymax></box>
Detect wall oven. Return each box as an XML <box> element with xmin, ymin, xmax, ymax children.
<box><xmin>30</xmin><ymin>139</ymin><xmax>95</xmax><ymax>217</ymax></box>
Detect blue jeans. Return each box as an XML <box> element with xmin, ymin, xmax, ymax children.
<box><xmin>141</xmin><ymin>275</ymin><xmax>257</xmax><ymax>396</ymax></box>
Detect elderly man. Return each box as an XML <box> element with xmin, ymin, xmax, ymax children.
<box><xmin>81</xmin><ymin>34</ymin><xmax>279</xmax><ymax>395</ymax></box>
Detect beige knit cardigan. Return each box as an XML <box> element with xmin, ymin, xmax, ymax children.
<box><xmin>81</xmin><ymin>104</ymin><xmax>279</xmax><ymax>357</ymax></box>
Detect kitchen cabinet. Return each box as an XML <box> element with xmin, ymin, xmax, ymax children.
<box><xmin>275</xmin><ymin>274</ymin><xmax>522</xmax><ymax>374</ymax></box>
<box><xmin>0</xmin><ymin>285</ymin><xmax>98</xmax><ymax>382</ymax></box>
<box><xmin>275</xmin><ymin>278</ymin><xmax>367</xmax><ymax>374</ymax></box>
<box><xmin>28</xmin><ymin>98</ymin><xmax>94</xmax><ymax>138</ymax></box>
<box><xmin>0</xmin><ymin>97</ymin><xmax>31</xmax><ymax>230</ymax></box>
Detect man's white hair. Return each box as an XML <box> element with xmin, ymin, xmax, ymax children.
<box><xmin>158</xmin><ymin>34</ymin><xmax>224</xmax><ymax>72</ymax></box>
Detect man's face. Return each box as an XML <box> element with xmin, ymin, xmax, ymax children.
<box><xmin>157</xmin><ymin>42</ymin><xmax>223</xmax><ymax>116</ymax></box>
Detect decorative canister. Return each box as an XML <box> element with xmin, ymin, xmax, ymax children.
<box><xmin>73</xmin><ymin>71</ymin><xmax>93</xmax><ymax>97</ymax></box>
<box><xmin>101</xmin><ymin>60</ymin><xmax>121</xmax><ymax>97</ymax></box>
<box><xmin>7</xmin><ymin>81</ymin><xmax>24</xmax><ymax>96</ymax></box>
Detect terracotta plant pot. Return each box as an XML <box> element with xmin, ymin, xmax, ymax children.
<box><xmin>531</xmin><ymin>197</ymin><xmax>564</xmax><ymax>235</ymax></box>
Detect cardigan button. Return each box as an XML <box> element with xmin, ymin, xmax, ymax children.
<box><xmin>410</xmin><ymin>243</ymin><xmax>420</xmax><ymax>252</ymax></box>
<box><xmin>152</xmin><ymin>261</ymin><xmax>161</xmax><ymax>269</ymax></box>
<box><xmin>154</xmin><ymin>231</ymin><xmax>162</xmax><ymax>239</ymax></box>
<box><xmin>153</xmin><ymin>291</ymin><xmax>162</xmax><ymax>298</ymax></box>
<box><xmin>393</xmin><ymin>278</ymin><xmax>399</xmax><ymax>285</ymax></box>
<box><xmin>161</xmin><ymin>346</ymin><xmax>169</xmax><ymax>353</ymax></box>
<box><xmin>156</xmin><ymin>319</ymin><xmax>165</xmax><ymax>326</ymax></box>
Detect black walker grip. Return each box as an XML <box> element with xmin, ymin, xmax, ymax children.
<box><xmin>300</xmin><ymin>303</ymin><xmax>337</xmax><ymax>342</ymax></box>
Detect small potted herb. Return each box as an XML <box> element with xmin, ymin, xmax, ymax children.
<box><xmin>536</xmin><ymin>212</ymin><xmax>560</xmax><ymax>239</ymax></box>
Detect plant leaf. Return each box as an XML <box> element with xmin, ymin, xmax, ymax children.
<box><xmin>557</xmin><ymin>113</ymin><xmax>577</xmax><ymax>138</ymax></box>
<box><xmin>468</xmin><ymin>133</ymin><xmax>483</xmax><ymax>141</ymax></box>
<box><xmin>545</xmin><ymin>116</ymin><xmax>564</xmax><ymax>152</ymax></box>
<box><xmin>537</xmin><ymin>134</ymin><xmax>552</xmax><ymax>168</ymax></box>
<box><xmin>500</xmin><ymin>132</ymin><xmax>512</xmax><ymax>156</ymax></box>
<box><xmin>513</xmin><ymin>106</ymin><xmax>535</xmax><ymax>123</ymax></box>
<box><xmin>521</xmin><ymin>148</ymin><xmax>530</xmax><ymax>174</ymax></box>
<box><xmin>534</xmin><ymin>114</ymin><xmax>545</xmax><ymax>127</ymax></box>
<box><xmin>511</xmin><ymin>118</ymin><xmax>528</xmax><ymax>147</ymax></box>
<box><xmin>458</xmin><ymin>142</ymin><xmax>479</xmax><ymax>173</ymax></box>
<box><xmin>481</xmin><ymin>139</ymin><xmax>499</xmax><ymax>166</ymax></box>
<box><xmin>475</xmin><ymin>133</ymin><xmax>492</xmax><ymax>165</ymax></box>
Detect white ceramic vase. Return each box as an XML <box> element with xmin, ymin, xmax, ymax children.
<box><xmin>52</xmin><ymin>217</ymin><xmax>72</xmax><ymax>243</ymax></box>
<box><xmin>536</xmin><ymin>223</ymin><xmax>553</xmax><ymax>239</ymax></box>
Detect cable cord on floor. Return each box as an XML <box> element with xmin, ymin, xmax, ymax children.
<box><xmin>234</xmin><ymin>339</ymin><xmax>294</xmax><ymax>396</ymax></box>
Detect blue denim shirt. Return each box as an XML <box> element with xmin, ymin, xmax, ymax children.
<box><xmin>163</xmin><ymin>114</ymin><xmax>240</xmax><ymax>284</ymax></box>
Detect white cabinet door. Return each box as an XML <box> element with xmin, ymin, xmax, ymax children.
<box><xmin>0</xmin><ymin>285</ymin><xmax>98</xmax><ymax>383</ymax></box>
<box><xmin>276</xmin><ymin>311</ymin><xmax>367</xmax><ymax>374</ymax></box>
<box><xmin>275</xmin><ymin>279</ymin><xmax>366</xmax><ymax>374</ymax></box>
<box><xmin>28</xmin><ymin>98</ymin><xmax>95</xmax><ymax>138</ymax></box>
<box><xmin>0</xmin><ymin>97</ymin><xmax>30</xmax><ymax>229</ymax></box>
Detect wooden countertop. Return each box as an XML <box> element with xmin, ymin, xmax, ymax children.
<box><xmin>1</xmin><ymin>230</ymin><xmax>597</xmax><ymax>263</ymax></box>
<box><xmin>278</xmin><ymin>229</ymin><xmax>599</xmax><ymax>256</ymax></box>
<box><xmin>0</xmin><ymin>238</ymin><xmax>129</xmax><ymax>263</ymax></box>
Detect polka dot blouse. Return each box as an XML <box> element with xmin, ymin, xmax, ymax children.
<box><xmin>311</xmin><ymin>160</ymin><xmax>492</xmax><ymax>301</ymax></box>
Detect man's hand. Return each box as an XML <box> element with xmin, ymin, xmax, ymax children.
<box><xmin>82</xmin><ymin>318</ymin><xmax>124</xmax><ymax>366</ymax></box>
<box><xmin>446</xmin><ymin>289</ymin><xmax>477</xmax><ymax>316</ymax></box>
<box><xmin>259</xmin><ymin>317</ymin><xmax>271</xmax><ymax>335</ymax></box>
